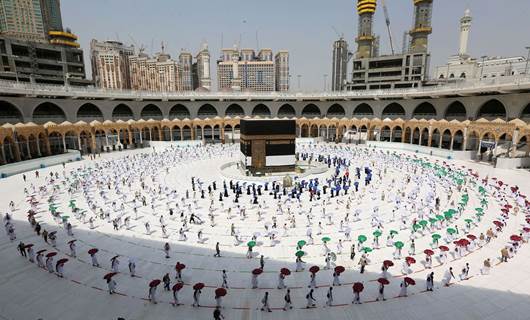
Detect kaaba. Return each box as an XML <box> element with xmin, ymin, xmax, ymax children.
<box><xmin>240</xmin><ymin>119</ymin><xmax>296</xmax><ymax>173</ymax></box>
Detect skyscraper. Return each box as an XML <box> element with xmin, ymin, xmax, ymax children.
<box><xmin>40</xmin><ymin>0</ymin><xmax>62</xmax><ymax>33</ymax></box>
<box><xmin>355</xmin><ymin>0</ymin><xmax>376</xmax><ymax>59</ymax></box>
<box><xmin>275</xmin><ymin>50</ymin><xmax>289</xmax><ymax>92</ymax></box>
<box><xmin>179</xmin><ymin>51</ymin><xmax>193</xmax><ymax>91</ymax></box>
<box><xmin>331</xmin><ymin>37</ymin><xmax>348</xmax><ymax>91</ymax></box>
<box><xmin>409</xmin><ymin>0</ymin><xmax>433</xmax><ymax>54</ymax></box>
<box><xmin>0</xmin><ymin>0</ymin><xmax>46</xmax><ymax>42</ymax></box>
<box><xmin>217</xmin><ymin>47</ymin><xmax>288</xmax><ymax>92</ymax></box>
<box><xmin>194</xmin><ymin>43</ymin><xmax>211</xmax><ymax>90</ymax></box>
<box><xmin>90</xmin><ymin>39</ymin><xmax>135</xmax><ymax>90</ymax></box>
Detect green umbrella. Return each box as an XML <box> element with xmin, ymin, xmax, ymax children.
<box><xmin>295</xmin><ymin>250</ymin><xmax>305</xmax><ymax>257</ymax></box>
<box><xmin>297</xmin><ymin>240</ymin><xmax>306</xmax><ymax>248</ymax></box>
<box><xmin>478</xmin><ymin>186</ymin><xmax>486</xmax><ymax>194</ymax></box>
<box><xmin>358</xmin><ymin>235</ymin><xmax>367</xmax><ymax>243</ymax></box>
<box><xmin>475</xmin><ymin>207</ymin><xmax>483</xmax><ymax>213</ymax></box>
<box><xmin>447</xmin><ymin>209</ymin><xmax>457</xmax><ymax>214</ymax></box>
<box><xmin>418</xmin><ymin>220</ymin><xmax>428</xmax><ymax>227</ymax></box>
<box><xmin>322</xmin><ymin>237</ymin><xmax>331</xmax><ymax>243</ymax></box>
<box><xmin>390</xmin><ymin>230</ymin><xmax>398</xmax><ymax>236</ymax></box>
<box><xmin>373</xmin><ymin>230</ymin><xmax>382</xmax><ymax>238</ymax></box>
<box><xmin>362</xmin><ymin>247</ymin><xmax>373</xmax><ymax>253</ymax></box>
<box><xmin>413</xmin><ymin>224</ymin><xmax>422</xmax><ymax>231</ymax></box>
<box><xmin>446</xmin><ymin>228</ymin><xmax>456</xmax><ymax>235</ymax></box>
<box><xmin>444</xmin><ymin>212</ymin><xmax>453</xmax><ymax>220</ymax></box>
<box><xmin>436</xmin><ymin>215</ymin><xmax>445</xmax><ymax>221</ymax></box>
<box><xmin>476</xmin><ymin>212</ymin><xmax>484</xmax><ymax>217</ymax></box>
<box><xmin>456</xmin><ymin>179</ymin><xmax>464</xmax><ymax>185</ymax></box>
<box><xmin>429</xmin><ymin>218</ymin><xmax>438</xmax><ymax>225</ymax></box>
<box><xmin>432</xmin><ymin>233</ymin><xmax>441</xmax><ymax>241</ymax></box>
<box><xmin>61</xmin><ymin>216</ymin><xmax>69</xmax><ymax>222</ymax></box>
<box><xmin>394</xmin><ymin>241</ymin><xmax>404</xmax><ymax>249</ymax></box>
<box><xmin>464</xmin><ymin>219</ymin><xmax>473</xmax><ymax>224</ymax></box>
<box><xmin>247</xmin><ymin>241</ymin><xmax>256</xmax><ymax>248</ymax></box>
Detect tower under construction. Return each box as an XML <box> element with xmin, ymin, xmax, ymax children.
<box><xmin>342</xmin><ymin>0</ymin><xmax>433</xmax><ymax>91</ymax></box>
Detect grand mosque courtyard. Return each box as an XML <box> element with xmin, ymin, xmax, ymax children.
<box><xmin>1</xmin><ymin>142</ymin><xmax>530</xmax><ymax>320</ymax></box>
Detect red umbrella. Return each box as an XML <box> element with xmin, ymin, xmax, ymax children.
<box><xmin>526</xmin><ymin>218</ymin><xmax>530</xmax><ymax>224</ymax></box>
<box><xmin>424</xmin><ymin>249</ymin><xmax>434</xmax><ymax>256</ymax></box>
<box><xmin>88</xmin><ymin>248</ymin><xmax>98</xmax><ymax>255</ymax></box>
<box><xmin>24</xmin><ymin>244</ymin><xmax>34</xmax><ymax>249</ymax></box>
<box><xmin>175</xmin><ymin>262</ymin><xmax>186</xmax><ymax>271</ymax></box>
<box><xmin>505</xmin><ymin>204</ymin><xmax>513</xmax><ymax>209</ymax></box>
<box><xmin>523</xmin><ymin>227</ymin><xmax>530</xmax><ymax>233</ymax></box>
<box><xmin>172</xmin><ymin>283</ymin><xmax>184</xmax><ymax>291</ymax></box>
<box><xmin>383</xmin><ymin>260</ymin><xmax>394</xmax><ymax>267</ymax></box>
<box><xmin>501</xmin><ymin>208</ymin><xmax>509</xmax><ymax>214</ymax></box>
<box><xmin>405</xmin><ymin>256</ymin><xmax>416</xmax><ymax>264</ymax></box>
<box><xmin>57</xmin><ymin>258</ymin><xmax>68</xmax><ymax>265</ymax></box>
<box><xmin>458</xmin><ymin>239</ymin><xmax>470</xmax><ymax>246</ymax></box>
<box><xmin>149</xmin><ymin>279</ymin><xmax>161</xmax><ymax>287</ymax></box>
<box><xmin>353</xmin><ymin>282</ymin><xmax>364</xmax><ymax>293</ymax></box>
<box><xmin>103</xmin><ymin>272</ymin><xmax>117</xmax><ymax>280</ymax></box>
<box><xmin>377</xmin><ymin>278</ymin><xmax>390</xmax><ymax>285</ymax></box>
<box><xmin>252</xmin><ymin>268</ymin><xmax>263</xmax><ymax>275</ymax></box>
<box><xmin>466</xmin><ymin>234</ymin><xmax>476</xmax><ymax>241</ymax></box>
<box><xmin>510</xmin><ymin>235</ymin><xmax>522</xmax><ymax>242</ymax></box>
<box><xmin>215</xmin><ymin>288</ymin><xmax>227</xmax><ymax>297</ymax></box>
<box><xmin>37</xmin><ymin>249</ymin><xmax>47</xmax><ymax>255</ymax></box>
<box><xmin>439</xmin><ymin>246</ymin><xmax>449</xmax><ymax>252</ymax></box>
<box><xmin>334</xmin><ymin>266</ymin><xmax>345</xmax><ymax>274</ymax></box>
<box><xmin>193</xmin><ymin>283</ymin><xmax>205</xmax><ymax>290</ymax></box>
<box><xmin>280</xmin><ymin>268</ymin><xmax>291</xmax><ymax>276</ymax></box>
<box><xmin>493</xmin><ymin>221</ymin><xmax>503</xmax><ymax>227</ymax></box>
<box><xmin>309</xmin><ymin>266</ymin><xmax>320</xmax><ymax>274</ymax></box>
<box><xmin>45</xmin><ymin>252</ymin><xmax>57</xmax><ymax>258</ymax></box>
<box><xmin>404</xmin><ymin>277</ymin><xmax>416</xmax><ymax>285</ymax></box>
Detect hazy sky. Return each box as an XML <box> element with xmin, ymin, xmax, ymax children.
<box><xmin>62</xmin><ymin>0</ymin><xmax>530</xmax><ymax>91</ymax></box>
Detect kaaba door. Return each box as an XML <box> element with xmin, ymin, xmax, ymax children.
<box><xmin>251</xmin><ymin>140</ymin><xmax>266</xmax><ymax>169</ymax></box>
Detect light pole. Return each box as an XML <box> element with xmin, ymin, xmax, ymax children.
<box><xmin>524</xmin><ymin>47</ymin><xmax>530</xmax><ymax>75</ymax></box>
<box><xmin>323</xmin><ymin>74</ymin><xmax>328</xmax><ymax>92</ymax></box>
<box><xmin>297</xmin><ymin>75</ymin><xmax>301</xmax><ymax>91</ymax></box>
<box><xmin>479</xmin><ymin>55</ymin><xmax>487</xmax><ymax>80</ymax></box>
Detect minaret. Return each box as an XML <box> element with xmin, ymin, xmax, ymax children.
<box><xmin>459</xmin><ymin>9</ymin><xmax>472</xmax><ymax>57</ymax></box>
<box><xmin>355</xmin><ymin>0</ymin><xmax>377</xmax><ymax>59</ymax></box>
<box><xmin>409</xmin><ymin>0</ymin><xmax>433</xmax><ymax>54</ymax></box>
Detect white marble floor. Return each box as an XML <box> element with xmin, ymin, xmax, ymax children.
<box><xmin>0</xmin><ymin>143</ymin><xmax>529</xmax><ymax>320</ymax></box>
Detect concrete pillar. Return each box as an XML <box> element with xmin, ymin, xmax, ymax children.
<box><xmin>45</xmin><ymin>136</ymin><xmax>51</xmax><ymax>155</ymax></box>
<box><xmin>439</xmin><ymin>134</ymin><xmax>443</xmax><ymax>149</ymax></box>
<box><xmin>418</xmin><ymin>130</ymin><xmax>423</xmax><ymax>145</ymax></box>
<box><xmin>139</xmin><ymin>129</ymin><xmax>143</xmax><ymax>143</ymax></box>
<box><xmin>91</xmin><ymin>134</ymin><xmax>97</xmax><ymax>153</ymax></box>
<box><xmin>511</xmin><ymin>130</ymin><xmax>519</xmax><ymax>158</ymax></box>
<box><xmin>36</xmin><ymin>138</ymin><xmax>41</xmax><ymax>156</ymax></box>
<box><xmin>450</xmin><ymin>135</ymin><xmax>454</xmax><ymax>151</ymax></box>
<box><xmin>105</xmin><ymin>133</ymin><xmax>109</xmax><ymax>146</ymax></box>
<box><xmin>77</xmin><ymin>135</ymin><xmax>82</xmax><ymax>152</ymax></box>
<box><xmin>0</xmin><ymin>144</ymin><xmax>5</xmax><ymax>164</ymax></box>
<box><xmin>409</xmin><ymin>130</ymin><xmax>413</xmax><ymax>144</ymax></box>
<box><xmin>477</xmin><ymin>139</ymin><xmax>482</xmax><ymax>156</ymax></box>
<box><xmin>62</xmin><ymin>134</ymin><xmax>67</xmax><ymax>152</ymax></box>
<box><xmin>389</xmin><ymin>129</ymin><xmax>393</xmax><ymax>142</ymax></box>
<box><xmin>169</xmin><ymin>127</ymin><xmax>173</xmax><ymax>141</ymax></box>
<box><xmin>428</xmin><ymin>134</ymin><xmax>432</xmax><ymax>147</ymax></box>
<box><xmin>13</xmin><ymin>141</ymin><xmax>21</xmax><ymax>161</ymax></box>
<box><xmin>180</xmin><ymin>127</ymin><xmax>184</xmax><ymax>141</ymax></box>
<box><xmin>26</xmin><ymin>139</ymin><xmax>31</xmax><ymax>159</ymax></box>
<box><xmin>128</xmin><ymin>130</ymin><xmax>133</xmax><ymax>145</ymax></box>
<box><xmin>462</xmin><ymin>128</ymin><xmax>468</xmax><ymax>151</ymax></box>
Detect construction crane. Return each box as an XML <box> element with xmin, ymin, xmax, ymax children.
<box><xmin>381</xmin><ymin>0</ymin><xmax>395</xmax><ymax>55</ymax></box>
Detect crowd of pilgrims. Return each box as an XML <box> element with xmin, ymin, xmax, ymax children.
<box><xmin>4</xmin><ymin>143</ymin><xmax>530</xmax><ymax>313</ymax></box>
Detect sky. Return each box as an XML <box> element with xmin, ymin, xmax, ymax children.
<box><xmin>61</xmin><ymin>0</ymin><xmax>530</xmax><ymax>91</ymax></box>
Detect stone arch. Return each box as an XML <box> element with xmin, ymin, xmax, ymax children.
<box><xmin>197</xmin><ymin>104</ymin><xmax>218</xmax><ymax>118</ymax></box>
<box><xmin>353</xmin><ymin>103</ymin><xmax>374</xmax><ymax>116</ymax></box>
<box><xmin>302</xmin><ymin>104</ymin><xmax>321</xmax><ymax>118</ymax></box>
<box><xmin>278</xmin><ymin>104</ymin><xmax>296</xmax><ymax>118</ymax></box>
<box><xmin>382</xmin><ymin>103</ymin><xmax>405</xmax><ymax>119</ymax></box>
<box><xmin>300</xmin><ymin>124</ymin><xmax>309</xmax><ymax>137</ymax></box>
<box><xmin>441</xmin><ymin>129</ymin><xmax>452</xmax><ymax>149</ymax></box>
<box><xmin>112</xmin><ymin>104</ymin><xmax>134</xmax><ymax>121</ymax></box>
<box><xmin>182</xmin><ymin>125</ymin><xmax>192</xmax><ymax>140</ymax></box>
<box><xmin>431</xmin><ymin>128</ymin><xmax>441</xmax><ymax>148</ymax></box>
<box><xmin>225</xmin><ymin>104</ymin><xmax>245</xmax><ymax>117</ymax></box>
<box><xmin>453</xmin><ymin>130</ymin><xmax>464</xmax><ymax>150</ymax></box>
<box><xmin>420</xmin><ymin>128</ymin><xmax>429</xmax><ymax>146</ymax></box>
<box><xmin>327</xmin><ymin>104</ymin><xmax>345</xmax><ymax>118</ymax></box>
<box><xmin>0</xmin><ymin>101</ymin><xmax>23</xmax><ymax>123</ymax></box>
<box><xmin>380</xmin><ymin>126</ymin><xmax>391</xmax><ymax>141</ymax></box>
<box><xmin>412</xmin><ymin>102</ymin><xmax>437</xmax><ymax>119</ymax></box>
<box><xmin>169</xmin><ymin>104</ymin><xmax>190</xmax><ymax>119</ymax></box>
<box><xmin>252</xmin><ymin>104</ymin><xmax>271</xmax><ymax>117</ymax></box>
<box><xmin>404</xmin><ymin>127</ymin><xmax>412</xmax><ymax>143</ymax></box>
<box><xmin>141</xmin><ymin>104</ymin><xmax>163</xmax><ymax>120</ymax></box>
<box><xmin>445</xmin><ymin>101</ymin><xmax>467</xmax><ymax>121</ymax></box>
<box><xmin>33</xmin><ymin>102</ymin><xmax>66</xmax><ymax>124</ymax></box>
<box><xmin>477</xmin><ymin>99</ymin><xmax>506</xmax><ymax>120</ymax></box>
<box><xmin>392</xmin><ymin>125</ymin><xmax>403</xmax><ymax>142</ymax></box>
<box><xmin>466</xmin><ymin>131</ymin><xmax>479</xmax><ymax>151</ymax></box>
<box><xmin>77</xmin><ymin>103</ymin><xmax>103</xmax><ymax>122</ymax></box>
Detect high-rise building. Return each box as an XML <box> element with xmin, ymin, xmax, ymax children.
<box><xmin>193</xmin><ymin>43</ymin><xmax>211</xmax><ymax>90</ymax></box>
<box><xmin>344</xmin><ymin>0</ymin><xmax>432</xmax><ymax>90</ymax></box>
<box><xmin>275</xmin><ymin>51</ymin><xmax>289</xmax><ymax>92</ymax></box>
<box><xmin>409</xmin><ymin>0</ymin><xmax>433</xmax><ymax>54</ymax></box>
<box><xmin>217</xmin><ymin>47</ymin><xmax>288</xmax><ymax>92</ymax></box>
<box><xmin>331</xmin><ymin>37</ymin><xmax>349</xmax><ymax>91</ymax></box>
<box><xmin>458</xmin><ymin>9</ymin><xmax>472</xmax><ymax>57</ymax></box>
<box><xmin>129</xmin><ymin>46</ymin><xmax>182</xmax><ymax>92</ymax></box>
<box><xmin>179</xmin><ymin>51</ymin><xmax>193</xmax><ymax>91</ymax></box>
<box><xmin>0</xmin><ymin>0</ymin><xmax>46</xmax><ymax>42</ymax></box>
<box><xmin>355</xmin><ymin>0</ymin><xmax>376</xmax><ymax>59</ymax></box>
<box><xmin>40</xmin><ymin>0</ymin><xmax>62</xmax><ymax>33</ymax></box>
<box><xmin>90</xmin><ymin>39</ymin><xmax>134</xmax><ymax>90</ymax></box>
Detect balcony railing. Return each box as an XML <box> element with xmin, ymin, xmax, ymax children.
<box><xmin>0</xmin><ymin>75</ymin><xmax>529</xmax><ymax>101</ymax></box>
